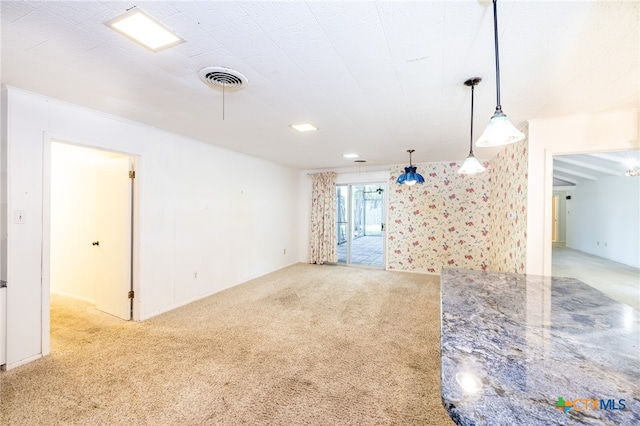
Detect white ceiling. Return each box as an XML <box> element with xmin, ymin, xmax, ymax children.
<box><xmin>553</xmin><ymin>151</ymin><xmax>640</xmax><ymax>187</ymax></box>
<box><xmin>1</xmin><ymin>1</ymin><xmax>638</xmax><ymax>170</ymax></box>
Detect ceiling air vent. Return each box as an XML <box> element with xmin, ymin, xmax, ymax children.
<box><xmin>199</xmin><ymin>66</ymin><xmax>248</xmax><ymax>91</ymax></box>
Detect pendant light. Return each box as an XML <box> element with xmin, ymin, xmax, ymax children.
<box><xmin>459</xmin><ymin>78</ymin><xmax>486</xmax><ymax>175</ymax></box>
<box><xmin>476</xmin><ymin>0</ymin><xmax>524</xmax><ymax>147</ymax></box>
<box><xmin>396</xmin><ymin>149</ymin><xmax>425</xmax><ymax>185</ymax></box>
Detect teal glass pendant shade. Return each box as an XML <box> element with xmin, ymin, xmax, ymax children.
<box><xmin>397</xmin><ymin>149</ymin><xmax>424</xmax><ymax>185</ymax></box>
<box><xmin>397</xmin><ymin>166</ymin><xmax>425</xmax><ymax>185</ymax></box>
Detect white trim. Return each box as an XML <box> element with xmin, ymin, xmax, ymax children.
<box><xmin>554</xmin><ymin>156</ymin><xmax>621</xmax><ymax>176</ymax></box>
<box><xmin>335</xmin><ymin>180</ymin><xmax>388</xmax><ymax>270</ymax></box>
<box><xmin>552</xmin><ymin>165</ymin><xmax>597</xmax><ymax>180</ymax></box>
<box><xmin>543</xmin><ymin>144</ymin><xmax>640</xmax><ymax>276</ymax></box>
<box><xmin>41</xmin><ymin>132</ymin><xmax>142</xmax><ymax>357</ymax></box>
<box><xmin>553</xmin><ymin>174</ymin><xmax>578</xmax><ymax>185</ymax></box>
<box><xmin>5</xmin><ymin>353</ymin><xmax>42</xmax><ymax>371</ymax></box>
<box><xmin>138</xmin><ymin>262</ymin><xmax>299</xmax><ymax>320</ymax></box>
<box><xmin>50</xmin><ymin>290</ymin><xmax>95</xmax><ymax>305</ymax></box>
<box><xmin>553</xmin><ymin>186</ymin><xmax>577</xmax><ymax>192</ymax></box>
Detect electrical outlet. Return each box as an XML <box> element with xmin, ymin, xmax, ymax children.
<box><xmin>193</xmin><ymin>272</ymin><xmax>198</xmax><ymax>280</ymax></box>
<box><xmin>283</xmin><ymin>248</ymin><xmax>286</xmax><ymax>255</ymax></box>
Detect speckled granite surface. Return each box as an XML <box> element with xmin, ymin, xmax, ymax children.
<box><xmin>441</xmin><ymin>269</ymin><xmax>640</xmax><ymax>426</ymax></box>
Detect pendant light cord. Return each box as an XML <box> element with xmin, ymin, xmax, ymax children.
<box><xmin>493</xmin><ymin>0</ymin><xmax>502</xmax><ymax>111</ymax></box>
<box><xmin>469</xmin><ymin>83</ymin><xmax>475</xmax><ymax>155</ymax></box>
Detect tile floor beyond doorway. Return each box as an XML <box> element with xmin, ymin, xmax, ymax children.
<box><xmin>552</xmin><ymin>244</ymin><xmax>640</xmax><ymax>311</ymax></box>
<box><xmin>337</xmin><ymin>235</ymin><xmax>384</xmax><ymax>267</ymax></box>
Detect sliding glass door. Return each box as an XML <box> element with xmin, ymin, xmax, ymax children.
<box><xmin>336</xmin><ymin>183</ymin><xmax>385</xmax><ymax>268</ymax></box>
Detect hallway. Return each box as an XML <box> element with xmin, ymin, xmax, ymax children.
<box><xmin>552</xmin><ymin>244</ymin><xmax>640</xmax><ymax>311</ymax></box>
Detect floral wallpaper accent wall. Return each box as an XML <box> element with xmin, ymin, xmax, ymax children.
<box><xmin>388</xmin><ymin>162</ymin><xmax>491</xmax><ymax>273</ymax></box>
<box><xmin>488</xmin><ymin>140</ymin><xmax>529</xmax><ymax>273</ymax></box>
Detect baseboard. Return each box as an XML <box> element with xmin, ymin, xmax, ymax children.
<box><xmin>388</xmin><ymin>267</ymin><xmax>440</xmax><ymax>276</ymax></box>
<box><xmin>50</xmin><ymin>290</ymin><xmax>95</xmax><ymax>305</ymax></box>
<box><xmin>140</xmin><ymin>262</ymin><xmax>301</xmax><ymax>321</ymax></box>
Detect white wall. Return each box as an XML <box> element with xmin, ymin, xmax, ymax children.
<box><xmin>527</xmin><ymin>109</ymin><xmax>639</xmax><ymax>275</ymax></box>
<box><xmin>565</xmin><ymin>176</ymin><xmax>640</xmax><ymax>268</ymax></box>
<box><xmin>3</xmin><ymin>88</ymin><xmax>300</xmax><ymax>369</ymax></box>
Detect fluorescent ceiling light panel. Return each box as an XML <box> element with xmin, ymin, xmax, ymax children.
<box><xmin>105</xmin><ymin>8</ymin><xmax>184</xmax><ymax>52</ymax></box>
<box><xmin>290</xmin><ymin>123</ymin><xmax>318</xmax><ymax>132</ymax></box>
<box><xmin>343</xmin><ymin>153</ymin><xmax>359</xmax><ymax>158</ymax></box>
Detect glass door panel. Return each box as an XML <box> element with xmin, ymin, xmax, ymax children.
<box><xmin>336</xmin><ymin>183</ymin><xmax>385</xmax><ymax>268</ymax></box>
<box><xmin>336</xmin><ymin>185</ymin><xmax>348</xmax><ymax>263</ymax></box>
<box><xmin>350</xmin><ymin>185</ymin><xmax>384</xmax><ymax>267</ymax></box>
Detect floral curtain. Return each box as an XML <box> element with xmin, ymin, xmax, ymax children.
<box><xmin>309</xmin><ymin>172</ymin><xmax>337</xmax><ymax>264</ymax></box>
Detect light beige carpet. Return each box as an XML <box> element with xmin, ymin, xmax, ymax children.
<box><xmin>1</xmin><ymin>263</ymin><xmax>454</xmax><ymax>425</ymax></box>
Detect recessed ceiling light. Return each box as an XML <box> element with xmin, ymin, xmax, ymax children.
<box><xmin>343</xmin><ymin>153</ymin><xmax>359</xmax><ymax>159</ymax></box>
<box><xmin>290</xmin><ymin>123</ymin><xmax>318</xmax><ymax>132</ymax></box>
<box><xmin>105</xmin><ymin>8</ymin><xmax>185</xmax><ymax>52</ymax></box>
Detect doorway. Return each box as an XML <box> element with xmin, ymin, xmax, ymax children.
<box><xmin>551</xmin><ymin>150</ymin><xmax>640</xmax><ymax>309</ymax></box>
<box><xmin>336</xmin><ymin>183</ymin><xmax>385</xmax><ymax>268</ymax></box>
<box><xmin>49</xmin><ymin>141</ymin><xmax>134</xmax><ymax>321</ymax></box>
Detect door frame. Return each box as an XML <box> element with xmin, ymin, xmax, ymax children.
<box><xmin>336</xmin><ymin>181</ymin><xmax>387</xmax><ymax>269</ymax></box>
<box><xmin>551</xmin><ymin>195</ymin><xmax>558</xmax><ymax>243</ymax></box>
<box><xmin>41</xmin><ymin>133</ymin><xmax>140</xmax><ymax>356</ymax></box>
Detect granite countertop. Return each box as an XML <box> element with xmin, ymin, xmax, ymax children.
<box><xmin>440</xmin><ymin>269</ymin><xmax>640</xmax><ymax>426</ymax></box>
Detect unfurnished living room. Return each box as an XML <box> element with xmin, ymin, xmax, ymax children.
<box><xmin>1</xmin><ymin>1</ymin><xmax>639</xmax><ymax>425</ymax></box>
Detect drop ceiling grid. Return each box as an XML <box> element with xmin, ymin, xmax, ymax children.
<box><xmin>160</xmin><ymin>12</ymin><xmax>225</xmax><ymax>57</ymax></box>
<box><xmin>170</xmin><ymin>1</ymin><xmax>248</xmax><ymax>31</ymax></box>
<box><xmin>376</xmin><ymin>1</ymin><xmax>446</xmax><ymax>63</ymax></box>
<box><xmin>310</xmin><ymin>6</ymin><xmax>410</xmax><ymax>129</ymax></box>
<box><xmin>496</xmin><ymin>2</ymin><xmax>584</xmax><ymax>115</ymax></box>
<box><xmin>205</xmin><ymin>15</ymin><xmax>282</xmax><ymax>60</ymax></box>
<box><xmin>529</xmin><ymin>2</ymin><xmax>638</xmax><ymax>119</ymax></box>
<box><xmin>373</xmin><ymin>2</ymin><xmax>433</xmax><ymax>143</ymax></box>
<box><xmin>561</xmin><ymin>20</ymin><xmax>640</xmax><ymax>113</ymax></box>
<box><xmin>1</xmin><ymin>0</ymin><xmax>638</xmax><ymax>170</ymax></box>
<box><xmin>266</xmin><ymin>18</ymin><xmax>337</xmax><ymax>60</ymax></box>
<box><xmin>239</xmin><ymin>52</ymin><xmax>333</xmax><ymax>122</ymax></box>
<box><xmin>505</xmin><ymin>4</ymin><xmax>594</xmax><ymax>122</ymax></box>
<box><xmin>238</xmin><ymin>0</ymin><xmax>316</xmax><ymax>34</ymax></box>
<box><xmin>333</xmin><ymin>31</ymin><xmax>412</xmax><ymax>137</ymax></box>
<box><xmin>306</xmin><ymin>1</ymin><xmax>380</xmax><ymax>34</ymax></box>
<box><xmin>0</xmin><ymin>0</ymin><xmax>37</xmax><ymax>23</ymax></box>
<box><xmin>2</xmin><ymin>7</ymin><xmax>55</xmax><ymax>50</ymax></box>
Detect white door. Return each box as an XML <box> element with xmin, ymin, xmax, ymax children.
<box><xmin>94</xmin><ymin>154</ymin><xmax>132</xmax><ymax>320</ymax></box>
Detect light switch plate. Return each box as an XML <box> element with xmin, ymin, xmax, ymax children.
<box><xmin>14</xmin><ymin>210</ymin><xmax>26</xmax><ymax>224</ymax></box>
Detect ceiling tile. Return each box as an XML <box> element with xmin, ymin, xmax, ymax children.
<box><xmin>1</xmin><ymin>0</ymin><xmax>637</xmax><ymax>170</ymax></box>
